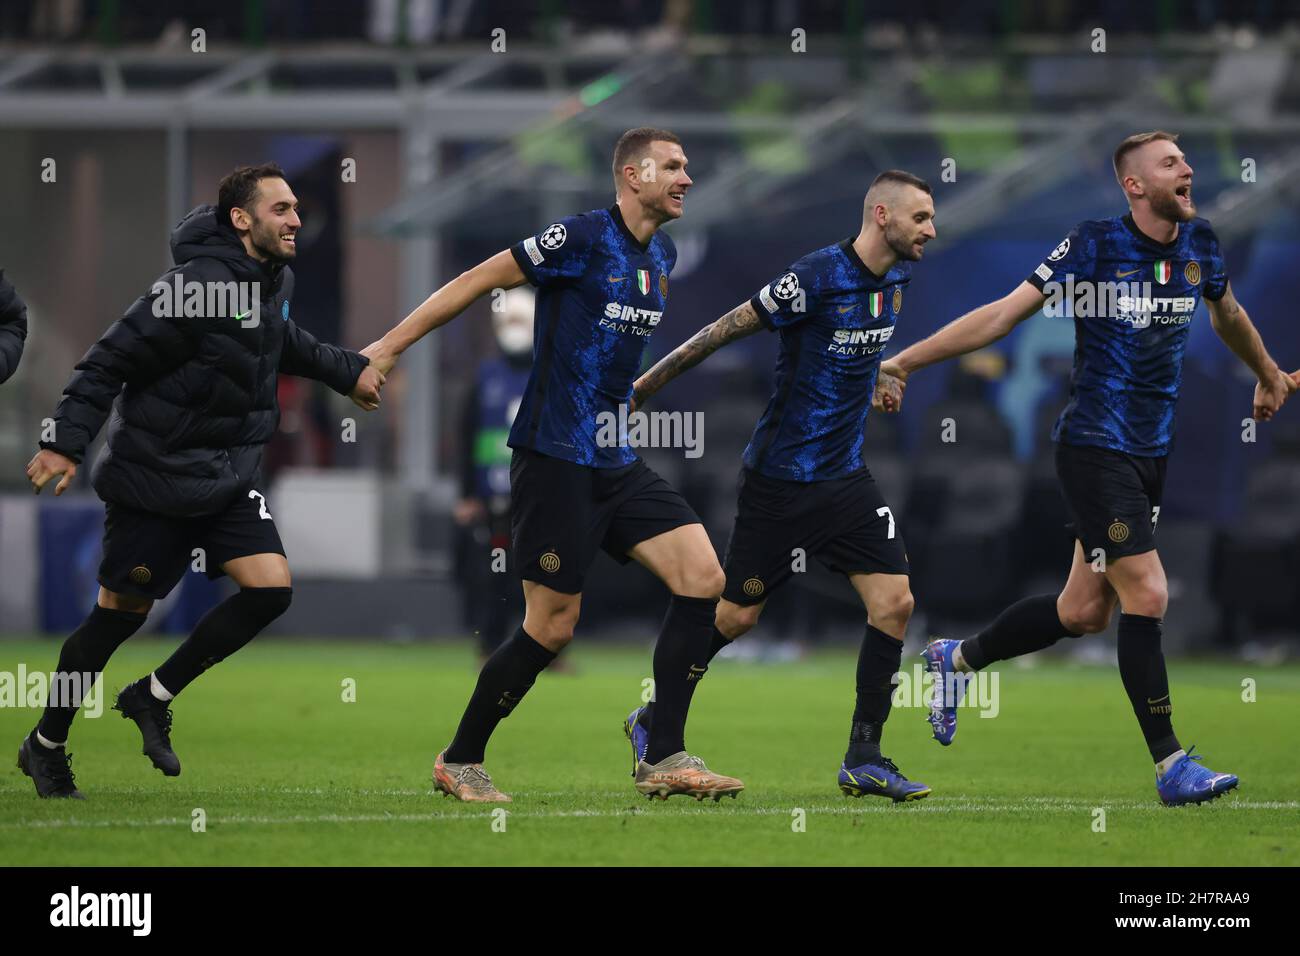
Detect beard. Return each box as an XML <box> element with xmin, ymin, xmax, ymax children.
<box><xmin>250</xmin><ymin>216</ymin><xmax>295</xmax><ymax>262</ymax></box>
<box><xmin>1148</xmin><ymin>186</ymin><xmax>1196</xmax><ymax>223</ymax></box>
<box><xmin>885</xmin><ymin>221</ymin><xmax>923</xmax><ymax>261</ymax></box>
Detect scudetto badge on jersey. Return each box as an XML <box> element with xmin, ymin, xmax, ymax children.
<box><xmin>637</xmin><ymin>269</ymin><xmax>651</xmax><ymax>295</ymax></box>
<box><xmin>868</xmin><ymin>291</ymin><xmax>884</xmax><ymax>318</ymax></box>
<box><xmin>1154</xmin><ymin>260</ymin><xmax>1171</xmax><ymax>285</ymax></box>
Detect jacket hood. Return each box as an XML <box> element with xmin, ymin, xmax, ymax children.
<box><xmin>171</xmin><ymin>205</ymin><xmax>279</xmax><ymax>282</ymax></box>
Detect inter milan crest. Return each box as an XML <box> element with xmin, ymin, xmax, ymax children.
<box><xmin>659</xmin><ymin>273</ymin><xmax>669</xmax><ymax>299</ymax></box>
<box><xmin>892</xmin><ymin>287</ymin><xmax>902</xmax><ymax>314</ymax></box>
<box><xmin>1154</xmin><ymin>260</ymin><xmax>1171</xmax><ymax>285</ymax></box>
<box><xmin>1184</xmin><ymin>261</ymin><xmax>1201</xmax><ymax>285</ymax></box>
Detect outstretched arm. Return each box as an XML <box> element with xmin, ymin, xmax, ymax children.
<box><xmin>633</xmin><ymin>300</ymin><xmax>763</xmax><ymax>408</ymax></box>
<box><xmin>1206</xmin><ymin>282</ymin><xmax>1297</xmax><ymax>421</ymax></box>
<box><xmin>364</xmin><ymin>250</ymin><xmax>526</xmax><ymax>375</ymax></box>
<box><xmin>875</xmin><ymin>280</ymin><xmax>1045</xmax><ymax>412</ymax></box>
<box><xmin>279</xmin><ymin>319</ymin><xmax>383</xmax><ymax>410</ymax></box>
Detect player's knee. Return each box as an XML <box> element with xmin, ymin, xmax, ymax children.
<box><xmin>881</xmin><ymin>589</ymin><xmax>915</xmax><ymax>629</ymax></box>
<box><xmin>98</xmin><ymin>589</ymin><xmax>153</xmax><ymax>615</ymax></box>
<box><xmin>534</xmin><ymin>622</ymin><xmax>575</xmax><ymax>649</ymax></box>
<box><xmin>528</xmin><ymin>604</ymin><xmax>580</xmax><ymax>649</ymax></box>
<box><xmin>717</xmin><ymin>602</ymin><xmax>760</xmax><ymax>639</ymax></box>
<box><xmin>672</xmin><ymin>559</ymin><xmax>725</xmax><ymax>599</ymax></box>
<box><xmin>1123</xmin><ymin>584</ymin><xmax>1168</xmax><ymax>619</ymax></box>
<box><xmin>1059</xmin><ymin>600</ymin><xmax>1111</xmax><ymax>635</ymax></box>
<box><xmin>699</xmin><ymin>564</ymin><xmax>726</xmax><ymax>600</ymax></box>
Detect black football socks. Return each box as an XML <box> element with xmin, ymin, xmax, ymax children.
<box><xmin>640</xmin><ymin>625</ymin><xmax>731</xmax><ymax>732</ymax></box>
<box><xmin>153</xmin><ymin>587</ymin><xmax>292</xmax><ymax>696</ymax></box>
<box><xmin>644</xmin><ymin>594</ymin><xmax>717</xmax><ymax>765</ymax></box>
<box><xmin>37</xmin><ymin>604</ymin><xmax>147</xmax><ymax>745</ymax></box>
<box><xmin>1116</xmin><ymin>613</ymin><xmax>1181</xmax><ymax>762</ymax></box>
<box><xmin>960</xmin><ymin>594</ymin><xmax>1079</xmax><ymax>671</ymax></box>
<box><xmin>445</xmin><ymin>626</ymin><xmax>557</xmax><ymax>764</ymax></box>
<box><xmin>845</xmin><ymin>624</ymin><xmax>902</xmax><ymax>766</ymax></box>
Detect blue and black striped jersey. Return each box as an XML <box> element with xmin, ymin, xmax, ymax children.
<box><xmin>744</xmin><ymin>239</ymin><xmax>910</xmax><ymax>482</ymax></box>
<box><xmin>509</xmin><ymin>205</ymin><xmax>676</xmax><ymax>468</ymax></box>
<box><xmin>1028</xmin><ymin>214</ymin><xmax>1228</xmax><ymax>457</ymax></box>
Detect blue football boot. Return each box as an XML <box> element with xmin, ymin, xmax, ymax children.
<box><xmin>922</xmin><ymin>638</ymin><xmax>969</xmax><ymax>746</ymax></box>
<box><xmin>623</xmin><ymin>705</ymin><xmax>650</xmax><ymax>777</ymax></box>
<box><xmin>839</xmin><ymin>755</ymin><xmax>931</xmax><ymax>802</ymax></box>
<box><xmin>1156</xmin><ymin>747</ymin><xmax>1239</xmax><ymax>806</ymax></box>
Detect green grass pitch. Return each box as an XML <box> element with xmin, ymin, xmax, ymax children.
<box><xmin>1</xmin><ymin>637</ymin><xmax>1296</xmax><ymax>866</ymax></box>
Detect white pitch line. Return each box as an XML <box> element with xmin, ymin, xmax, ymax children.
<box><xmin>1</xmin><ymin>799</ymin><xmax>1293</xmax><ymax>831</ymax></box>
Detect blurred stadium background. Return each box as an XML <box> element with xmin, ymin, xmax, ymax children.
<box><xmin>1</xmin><ymin>0</ymin><xmax>1297</xmax><ymax>659</ymax></box>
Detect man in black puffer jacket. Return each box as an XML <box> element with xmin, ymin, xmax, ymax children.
<box><xmin>0</xmin><ymin>269</ymin><xmax>27</xmax><ymax>384</ymax></box>
<box><xmin>20</xmin><ymin>163</ymin><xmax>385</xmax><ymax>798</ymax></box>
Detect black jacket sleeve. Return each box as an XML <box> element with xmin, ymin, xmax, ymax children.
<box><xmin>41</xmin><ymin>278</ymin><xmax>199</xmax><ymax>463</ymax></box>
<box><xmin>0</xmin><ymin>270</ymin><xmax>28</xmax><ymax>385</ymax></box>
<box><xmin>278</xmin><ymin>318</ymin><xmax>368</xmax><ymax>396</ymax></box>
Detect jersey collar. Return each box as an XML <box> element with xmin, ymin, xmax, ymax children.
<box><xmin>608</xmin><ymin>204</ymin><xmax>652</xmax><ymax>253</ymax></box>
<box><xmin>839</xmin><ymin>237</ymin><xmax>885</xmax><ymax>283</ymax></box>
<box><xmin>1122</xmin><ymin>213</ymin><xmax>1180</xmax><ymax>251</ymax></box>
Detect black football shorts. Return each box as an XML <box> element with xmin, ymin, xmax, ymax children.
<box><xmin>99</xmin><ymin>488</ymin><xmax>286</xmax><ymax>600</ymax></box>
<box><xmin>509</xmin><ymin>447</ymin><xmax>701</xmax><ymax>594</ymax></box>
<box><xmin>720</xmin><ymin>466</ymin><xmax>908</xmax><ymax>607</ymax></box>
<box><xmin>1055</xmin><ymin>441</ymin><xmax>1167</xmax><ymax>561</ymax></box>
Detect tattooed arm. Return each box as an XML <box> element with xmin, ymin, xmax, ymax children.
<box><xmin>632</xmin><ymin>300</ymin><xmax>764</xmax><ymax>408</ymax></box>
<box><xmin>1206</xmin><ymin>282</ymin><xmax>1297</xmax><ymax>421</ymax></box>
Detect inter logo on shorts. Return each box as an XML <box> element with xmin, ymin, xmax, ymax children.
<box><xmin>1154</xmin><ymin>260</ymin><xmax>1171</xmax><ymax>285</ymax></box>
<box><xmin>129</xmin><ymin>566</ymin><xmax>152</xmax><ymax>585</ymax></box>
<box><xmin>742</xmin><ymin>577</ymin><xmax>764</xmax><ymax>597</ymax></box>
<box><xmin>868</xmin><ymin>291</ymin><xmax>884</xmax><ymax>318</ymax></box>
<box><xmin>539</xmin><ymin>552</ymin><xmax>561</xmax><ymax>574</ymax></box>
<box><xmin>636</xmin><ymin>270</ymin><xmax>651</xmax><ymax>296</ymax></box>
<box><xmin>1108</xmin><ymin>520</ymin><xmax>1130</xmax><ymax>544</ymax></box>
<box><xmin>892</xmin><ymin>287</ymin><xmax>902</xmax><ymax>314</ymax></box>
<box><xmin>1184</xmin><ymin>261</ymin><xmax>1201</xmax><ymax>285</ymax></box>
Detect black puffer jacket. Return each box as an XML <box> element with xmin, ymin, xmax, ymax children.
<box><xmin>41</xmin><ymin>205</ymin><xmax>368</xmax><ymax>517</ymax></box>
<box><xmin>0</xmin><ymin>269</ymin><xmax>27</xmax><ymax>384</ymax></box>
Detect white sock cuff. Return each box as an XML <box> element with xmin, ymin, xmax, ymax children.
<box><xmin>150</xmin><ymin>672</ymin><xmax>175</xmax><ymax>702</ymax></box>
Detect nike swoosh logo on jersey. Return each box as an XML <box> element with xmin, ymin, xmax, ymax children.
<box><xmin>608</xmin><ymin>276</ymin><xmax>626</xmax><ymax>283</ymax></box>
<box><xmin>838</xmin><ymin>305</ymin><xmax>855</xmax><ymax>313</ymax></box>
<box><xmin>1115</xmin><ymin>268</ymin><xmax>1141</xmax><ymax>278</ymax></box>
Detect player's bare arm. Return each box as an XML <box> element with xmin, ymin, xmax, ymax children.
<box><xmin>1205</xmin><ymin>281</ymin><xmax>1297</xmax><ymax>421</ymax></box>
<box><xmin>363</xmin><ymin>249</ymin><xmax>527</xmax><ymax>375</ymax></box>
<box><xmin>874</xmin><ymin>280</ymin><xmax>1045</xmax><ymax>412</ymax></box>
<box><xmin>632</xmin><ymin>300</ymin><xmax>763</xmax><ymax>408</ymax></box>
